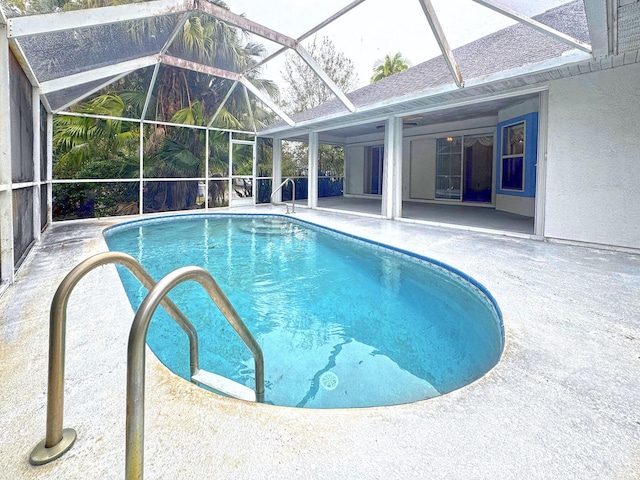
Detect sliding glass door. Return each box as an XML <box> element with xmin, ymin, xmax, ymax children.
<box><xmin>435</xmin><ymin>134</ymin><xmax>493</xmax><ymax>203</ymax></box>
<box><xmin>463</xmin><ymin>135</ymin><xmax>493</xmax><ymax>203</ymax></box>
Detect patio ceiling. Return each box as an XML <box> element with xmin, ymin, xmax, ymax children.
<box><xmin>283</xmin><ymin>92</ymin><xmax>542</xmax><ymax>144</ymax></box>
<box><xmin>0</xmin><ymin>0</ymin><xmax>614</xmax><ymax>130</ymax></box>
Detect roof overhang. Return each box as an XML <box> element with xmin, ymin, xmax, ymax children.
<box><xmin>259</xmin><ymin>49</ymin><xmax>593</xmax><ymax>141</ymax></box>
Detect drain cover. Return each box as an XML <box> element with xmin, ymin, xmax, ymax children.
<box><xmin>319</xmin><ymin>371</ymin><xmax>339</xmax><ymax>391</ymax></box>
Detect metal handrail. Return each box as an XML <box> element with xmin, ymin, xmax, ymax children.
<box><xmin>29</xmin><ymin>252</ymin><xmax>200</xmax><ymax>466</ymax></box>
<box><xmin>126</xmin><ymin>266</ymin><xmax>264</xmax><ymax>480</ymax></box>
<box><xmin>270</xmin><ymin>177</ymin><xmax>295</xmax><ymax>213</ymax></box>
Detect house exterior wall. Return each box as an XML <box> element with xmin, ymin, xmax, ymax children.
<box><xmin>545</xmin><ymin>61</ymin><xmax>640</xmax><ymax>249</ymax></box>
<box><xmin>344</xmin><ymin>145</ymin><xmax>365</xmax><ymax>195</ymax></box>
<box><xmin>406</xmin><ymin>137</ymin><xmax>437</xmax><ymax>200</ymax></box>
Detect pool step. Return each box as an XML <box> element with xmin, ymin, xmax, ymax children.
<box><xmin>191</xmin><ymin>369</ymin><xmax>256</xmax><ymax>402</ymax></box>
<box><xmin>238</xmin><ymin>220</ymin><xmax>293</xmax><ymax>236</ymax></box>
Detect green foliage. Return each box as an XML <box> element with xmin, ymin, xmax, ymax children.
<box><xmin>48</xmin><ymin>0</ymin><xmax>280</xmax><ymax>218</ymax></box>
<box><xmin>281</xmin><ymin>142</ymin><xmax>344</xmax><ymax>177</ymax></box>
<box><xmin>53</xmin><ymin>95</ymin><xmax>139</xmax><ymax>179</ymax></box>
<box><xmin>370</xmin><ymin>52</ymin><xmax>410</xmax><ymax>83</ymax></box>
<box><xmin>279</xmin><ymin>36</ymin><xmax>353</xmax><ymax>179</ymax></box>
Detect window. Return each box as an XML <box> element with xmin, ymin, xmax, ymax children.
<box><xmin>500</xmin><ymin>122</ymin><xmax>525</xmax><ymax>191</ymax></box>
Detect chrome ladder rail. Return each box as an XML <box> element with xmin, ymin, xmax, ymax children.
<box><xmin>126</xmin><ymin>266</ymin><xmax>264</xmax><ymax>480</ymax></box>
<box><xmin>270</xmin><ymin>177</ymin><xmax>295</xmax><ymax>213</ymax></box>
<box><xmin>29</xmin><ymin>252</ymin><xmax>200</xmax><ymax>467</ymax></box>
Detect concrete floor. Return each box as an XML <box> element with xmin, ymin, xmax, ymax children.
<box><xmin>317</xmin><ymin>196</ymin><xmax>535</xmax><ymax>235</ymax></box>
<box><xmin>1</xmin><ymin>207</ymin><xmax>639</xmax><ymax>479</ymax></box>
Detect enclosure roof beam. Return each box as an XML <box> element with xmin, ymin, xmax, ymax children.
<box><xmin>161</xmin><ymin>55</ymin><xmax>240</xmax><ymax>80</ymax></box>
<box><xmin>581</xmin><ymin>0</ymin><xmax>612</xmax><ymax>57</ymax></box>
<box><xmin>243</xmin><ymin>84</ymin><xmax>257</xmax><ymax>133</ymax></box>
<box><xmin>7</xmin><ymin>0</ymin><xmax>193</xmax><ymax>38</ymax></box>
<box><xmin>40</xmin><ymin>55</ymin><xmax>159</xmax><ymax>93</ymax></box>
<box><xmin>418</xmin><ymin>0</ymin><xmax>464</xmax><ymax>88</ymax></box>
<box><xmin>8</xmin><ymin>38</ymin><xmax>40</xmax><ymax>88</ymax></box>
<box><xmin>243</xmin><ymin>0</ymin><xmax>367</xmax><ymax>75</ymax></box>
<box><xmin>208</xmin><ymin>80</ymin><xmax>239</xmax><ymax>127</ymax></box>
<box><xmin>140</xmin><ymin>12</ymin><xmax>193</xmax><ymax>120</ymax></box>
<box><xmin>239</xmin><ymin>77</ymin><xmax>295</xmax><ymax>127</ymax></box>
<box><xmin>473</xmin><ymin>0</ymin><xmax>592</xmax><ymax>54</ymax></box>
<box><xmin>141</xmin><ymin>63</ymin><xmax>161</xmax><ymax>121</ymax></box>
<box><xmin>294</xmin><ymin>45</ymin><xmax>356</xmax><ymax>112</ymax></box>
<box><xmin>196</xmin><ymin>1</ymin><xmax>297</xmax><ymax>49</ymax></box>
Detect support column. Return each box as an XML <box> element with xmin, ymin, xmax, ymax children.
<box><xmin>139</xmin><ymin>121</ymin><xmax>144</xmax><ymax>215</ymax></box>
<box><xmin>381</xmin><ymin>116</ymin><xmax>403</xmax><ymax>219</ymax></box>
<box><xmin>272</xmin><ymin>138</ymin><xmax>282</xmax><ymax>203</ymax></box>
<box><xmin>308</xmin><ymin>132</ymin><xmax>318</xmax><ymax>209</ymax></box>
<box><xmin>534</xmin><ymin>90</ymin><xmax>549</xmax><ymax>238</ymax></box>
<box><xmin>0</xmin><ymin>20</ymin><xmax>15</xmax><ymax>284</ymax></box>
<box><xmin>46</xmin><ymin>112</ymin><xmax>53</xmax><ymax>225</ymax></box>
<box><xmin>204</xmin><ymin>128</ymin><xmax>209</xmax><ymax>210</ymax></box>
<box><xmin>32</xmin><ymin>87</ymin><xmax>41</xmax><ymax>241</ymax></box>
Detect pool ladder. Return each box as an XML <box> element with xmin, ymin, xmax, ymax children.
<box><xmin>270</xmin><ymin>177</ymin><xmax>296</xmax><ymax>213</ymax></box>
<box><xmin>28</xmin><ymin>252</ymin><xmax>264</xmax><ymax>480</ymax></box>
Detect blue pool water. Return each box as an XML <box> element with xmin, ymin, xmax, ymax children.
<box><xmin>104</xmin><ymin>214</ymin><xmax>503</xmax><ymax>408</ymax></box>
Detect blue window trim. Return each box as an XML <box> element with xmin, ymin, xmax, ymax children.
<box><xmin>495</xmin><ymin>112</ymin><xmax>538</xmax><ymax>198</ymax></box>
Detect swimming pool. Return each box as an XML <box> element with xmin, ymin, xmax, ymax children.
<box><xmin>104</xmin><ymin>214</ymin><xmax>503</xmax><ymax>408</ymax></box>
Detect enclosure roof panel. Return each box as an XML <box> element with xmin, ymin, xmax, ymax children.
<box><xmin>261</xmin><ymin>0</ymin><xmax>591</xmax><ymax>134</ymax></box>
<box><xmin>18</xmin><ymin>13</ymin><xmax>180</xmax><ymax>83</ymax></box>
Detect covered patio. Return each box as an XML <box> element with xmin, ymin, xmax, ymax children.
<box><xmin>317</xmin><ymin>196</ymin><xmax>535</xmax><ymax>235</ymax></box>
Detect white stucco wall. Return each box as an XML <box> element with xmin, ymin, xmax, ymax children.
<box><xmin>345</xmin><ymin>145</ymin><xmax>365</xmax><ymax>195</ymax></box>
<box><xmin>496</xmin><ymin>194</ymin><xmax>535</xmax><ymax>217</ymax></box>
<box><xmin>407</xmin><ymin>137</ymin><xmax>437</xmax><ymax>200</ymax></box>
<box><xmin>545</xmin><ymin>62</ymin><xmax>640</xmax><ymax>249</ymax></box>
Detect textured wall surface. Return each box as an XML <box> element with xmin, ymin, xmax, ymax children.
<box><xmin>344</xmin><ymin>145</ymin><xmax>365</xmax><ymax>195</ymax></box>
<box><xmin>546</xmin><ymin>61</ymin><xmax>640</xmax><ymax>249</ymax></box>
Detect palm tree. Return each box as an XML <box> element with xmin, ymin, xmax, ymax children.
<box><xmin>370</xmin><ymin>52</ymin><xmax>410</xmax><ymax>83</ymax></box>
<box><xmin>52</xmin><ymin>2</ymin><xmax>279</xmax><ymax>214</ymax></box>
<box><xmin>53</xmin><ymin>94</ymin><xmax>139</xmax><ymax>177</ymax></box>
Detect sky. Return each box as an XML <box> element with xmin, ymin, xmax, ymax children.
<box><xmin>226</xmin><ymin>0</ymin><xmax>572</xmax><ymax>91</ymax></box>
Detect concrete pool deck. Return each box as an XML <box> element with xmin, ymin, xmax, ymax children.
<box><xmin>1</xmin><ymin>207</ymin><xmax>639</xmax><ymax>479</ymax></box>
